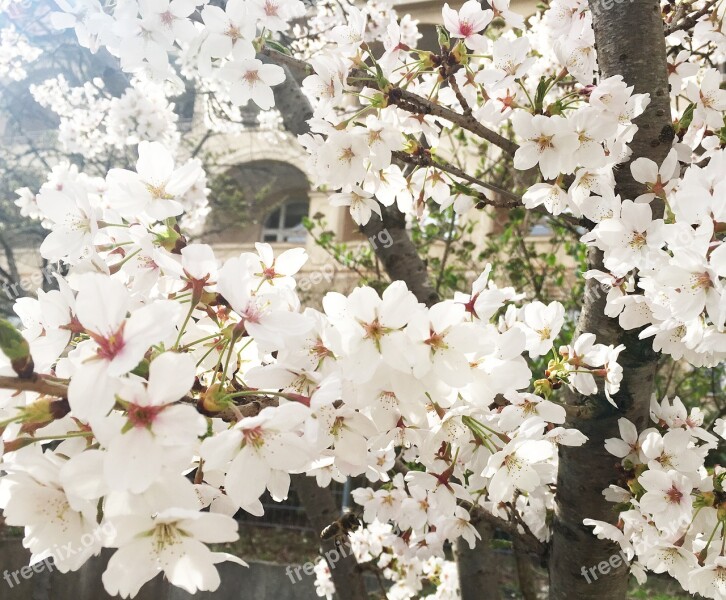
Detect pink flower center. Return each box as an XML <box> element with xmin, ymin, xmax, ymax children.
<box><xmin>127</xmin><ymin>403</ymin><xmax>164</xmax><ymax>429</ymax></box>
<box><xmin>225</xmin><ymin>24</ymin><xmax>242</xmax><ymax>40</ymax></box>
<box><xmin>95</xmin><ymin>324</ymin><xmax>126</xmax><ymax>361</ymax></box>
<box><xmin>159</xmin><ymin>11</ymin><xmax>175</xmax><ymax>27</ymax></box>
<box><xmin>459</xmin><ymin>21</ymin><xmax>474</xmax><ymax>37</ymax></box>
<box><xmin>264</xmin><ymin>1</ymin><xmax>279</xmax><ymax>17</ymax></box>
<box><xmin>243</xmin><ymin>70</ymin><xmax>261</xmax><ymax>85</ymax></box>
<box><xmin>666</xmin><ymin>485</ymin><xmax>683</xmax><ymax>504</ymax></box>
<box><xmin>243</xmin><ymin>426</ymin><xmax>265</xmax><ymax>448</ymax></box>
<box><xmin>424</xmin><ymin>329</ymin><xmax>447</xmax><ymax>351</ymax></box>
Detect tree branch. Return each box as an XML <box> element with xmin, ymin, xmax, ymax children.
<box><xmin>664</xmin><ymin>0</ymin><xmax>718</xmax><ymax>35</ymax></box>
<box><xmin>470</xmin><ymin>504</ymin><xmax>546</xmax><ymax>557</ymax></box>
<box><xmin>0</xmin><ymin>374</ymin><xmax>68</xmax><ymax>396</ymax></box>
<box><xmin>388</xmin><ymin>88</ymin><xmax>519</xmax><ymax>156</ymax></box>
<box><xmin>392</xmin><ymin>150</ymin><xmax>523</xmax><ymax>206</ymax></box>
<box><xmin>259</xmin><ymin>46</ymin><xmax>520</xmax><ymax>157</ymax></box>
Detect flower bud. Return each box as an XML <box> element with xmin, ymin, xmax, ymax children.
<box><xmin>199</xmin><ymin>384</ymin><xmax>229</xmax><ymax>414</ymax></box>
<box><xmin>534</xmin><ymin>378</ymin><xmax>553</xmax><ymax>397</ymax></box>
<box><xmin>694</xmin><ymin>491</ymin><xmax>715</xmax><ymax>508</ymax></box>
<box><xmin>0</xmin><ymin>319</ymin><xmax>34</xmax><ymax>379</ymax></box>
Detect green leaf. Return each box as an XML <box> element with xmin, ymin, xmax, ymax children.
<box><xmin>264</xmin><ymin>39</ymin><xmax>292</xmax><ymax>56</ymax></box>
<box><xmin>676</xmin><ymin>102</ymin><xmax>696</xmax><ymax>133</ymax></box>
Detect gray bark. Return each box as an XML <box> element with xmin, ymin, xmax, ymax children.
<box><xmin>549</xmin><ymin>0</ymin><xmax>672</xmax><ymax>598</ymax></box>
<box><xmin>513</xmin><ymin>536</ymin><xmax>538</xmax><ymax>600</ymax></box>
<box><xmin>269</xmin><ymin>64</ymin><xmax>315</xmax><ymax>137</ymax></box>
<box><xmin>360</xmin><ymin>204</ymin><xmax>439</xmax><ymax>307</ymax></box>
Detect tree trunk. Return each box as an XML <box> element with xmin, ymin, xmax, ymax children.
<box><xmin>360</xmin><ymin>204</ymin><xmax>439</xmax><ymax>307</ymax></box>
<box><xmin>292</xmin><ymin>475</ymin><xmax>368</xmax><ymax>600</ymax></box>
<box><xmin>549</xmin><ymin>0</ymin><xmax>672</xmax><ymax>598</ymax></box>
<box><xmin>454</xmin><ymin>519</ymin><xmax>501</xmax><ymax>600</ymax></box>
<box><xmin>513</xmin><ymin>536</ymin><xmax>538</xmax><ymax>600</ymax></box>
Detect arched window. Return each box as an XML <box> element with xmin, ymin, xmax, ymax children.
<box><xmin>205</xmin><ymin>159</ymin><xmax>310</xmax><ymax>245</ymax></box>
<box><xmin>262</xmin><ymin>200</ymin><xmax>309</xmax><ymax>243</ymax></box>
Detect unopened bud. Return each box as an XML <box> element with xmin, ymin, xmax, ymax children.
<box><xmin>450</xmin><ymin>41</ymin><xmax>468</xmax><ymax>64</ymax></box>
<box><xmin>199</xmin><ymin>384</ymin><xmax>229</xmax><ymax>414</ymax></box>
<box><xmin>0</xmin><ymin>319</ymin><xmax>34</xmax><ymax>379</ymax></box>
<box><xmin>695</xmin><ymin>491</ymin><xmax>715</xmax><ymax>508</ymax></box>
<box><xmin>436</xmin><ymin>25</ymin><xmax>450</xmax><ymax>51</ymax></box>
<box><xmin>534</xmin><ymin>378</ymin><xmax>553</xmax><ymax>397</ymax></box>
<box><xmin>20</xmin><ymin>398</ymin><xmax>54</xmax><ymax>424</ymax></box>
<box><xmin>157</xmin><ymin>226</ymin><xmax>183</xmax><ymax>253</ymax></box>
<box><xmin>416</xmin><ymin>50</ymin><xmax>437</xmax><ymax>70</ymax></box>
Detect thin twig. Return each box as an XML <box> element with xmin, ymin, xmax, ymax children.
<box><xmin>664</xmin><ymin>0</ymin><xmax>718</xmax><ymax>35</ymax></box>
<box><xmin>0</xmin><ymin>375</ymin><xmax>68</xmax><ymax>396</ymax></box>
<box><xmin>260</xmin><ymin>46</ymin><xmax>520</xmax><ymax>157</ymax></box>
<box><xmin>392</xmin><ymin>150</ymin><xmax>523</xmax><ymax>205</ymax></box>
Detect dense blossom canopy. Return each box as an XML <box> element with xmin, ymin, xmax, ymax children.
<box><xmin>0</xmin><ymin>0</ymin><xmax>725</xmax><ymax>598</ymax></box>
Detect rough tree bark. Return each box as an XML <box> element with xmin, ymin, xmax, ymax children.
<box><xmin>360</xmin><ymin>203</ymin><xmax>440</xmax><ymax>307</ymax></box>
<box><xmin>513</xmin><ymin>536</ymin><xmax>538</xmax><ymax>600</ymax></box>
<box><xmin>549</xmin><ymin>0</ymin><xmax>672</xmax><ymax>598</ymax></box>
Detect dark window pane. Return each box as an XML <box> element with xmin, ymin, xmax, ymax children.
<box><xmin>283</xmin><ymin>202</ymin><xmax>309</xmax><ymax>228</ymax></box>
<box><xmin>264</xmin><ymin>208</ymin><xmax>281</xmax><ymax>228</ymax></box>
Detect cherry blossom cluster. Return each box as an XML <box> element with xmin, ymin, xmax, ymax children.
<box><xmin>584</xmin><ymin>397</ymin><xmax>726</xmax><ymax>599</ymax></box>
<box><xmin>288</xmin><ymin>0</ymin><xmax>421</xmax><ymax>57</ymax></box>
<box><xmin>295</xmin><ymin>2</ymin><xmax>653</xmax><ymax>226</ymax></box>
<box><xmin>49</xmin><ymin>0</ymin><xmax>305</xmax><ymax>95</ymax></box>
<box><xmin>0</xmin><ymin>137</ymin><xmax>626</xmax><ymax>596</ymax></box>
<box><xmin>294</xmin><ymin>0</ymin><xmax>726</xmax><ymax>371</ymax></box>
<box><xmin>30</xmin><ymin>74</ymin><xmax>180</xmax><ymax>157</ymax></box>
<box><xmin>582</xmin><ymin>143</ymin><xmax>726</xmax><ymax>367</ymax></box>
<box><xmin>313</xmin><ymin>520</ymin><xmax>459</xmax><ymax>600</ymax></box>
<box><xmin>0</xmin><ymin>24</ymin><xmax>41</xmax><ymax>81</ymax></box>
